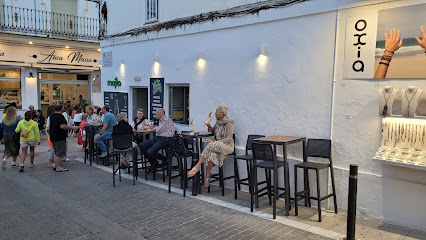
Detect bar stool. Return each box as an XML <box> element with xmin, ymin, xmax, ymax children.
<box><xmin>251</xmin><ymin>142</ymin><xmax>288</xmax><ymax>219</ymax></box>
<box><xmin>233</xmin><ymin>134</ymin><xmax>265</xmax><ymax>199</ymax></box>
<box><xmin>294</xmin><ymin>139</ymin><xmax>337</xmax><ymax>222</ymax></box>
<box><xmin>111</xmin><ymin>134</ymin><xmax>135</xmax><ymax>186</ymax></box>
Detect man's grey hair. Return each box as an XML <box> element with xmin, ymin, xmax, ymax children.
<box><xmin>116</xmin><ymin>113</ymin><xmax>127</xmax><ymax>122</ymax></box>
<box><xmin>156</xmin><ymin>108</ymin><xmax>165</xmax><ymax>115</ymax></box>
<box><xmin>137</xmin><ymin>108</ymin><xmax>143</xmax><ymax>113</ymax></box>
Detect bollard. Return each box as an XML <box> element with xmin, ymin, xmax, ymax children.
<box><xmin>347</xmin><ymin>164</ymin><xmax>358</xmax><ymax>240</ymax></box>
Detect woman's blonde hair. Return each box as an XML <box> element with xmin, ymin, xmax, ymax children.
<box><xmin>216</xmin><ymin>105</ymin><xmax>229</xmax><ymax>117</ymax></box>
<box><xmin>116</xmin><ymin>113</ymin><xmax>127</xmax><ymax>122</ymax></box>
<box><xmin>3</xmin><ymin>106</ymin><xmax>17</xmax><ymax>125</ymax></box>
<box><xmin>86</xmin><ymin>105</ymin><xmax>94</xmax><ymax>114</ymax></box>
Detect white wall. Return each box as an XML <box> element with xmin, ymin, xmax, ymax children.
<box><xmin>101</xmin><ymin>0</ymin><xmax>426</xmax><ymax>232</ymax></box>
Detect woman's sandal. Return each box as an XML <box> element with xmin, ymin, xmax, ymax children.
<box><xmin>204</xmin><ymin>177</ymin><xmax>210</xmax><ymax>188</ymax></box>
<box><xmin>187</xmin><ymin>166</ymin><xmax>200</xmax><ymax>177</ymax></box>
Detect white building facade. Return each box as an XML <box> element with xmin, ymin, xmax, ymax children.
<box><xmin>101</xmin><ymin>0</ymin><xmax>426</xmax><ymax>231</ymax></box>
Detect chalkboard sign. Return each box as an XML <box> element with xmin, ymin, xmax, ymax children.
<box><xmin>104</xmin><ymin>92</ymin><xmax>128</xmax><ymax>116</ymax></box>
<box><xmin>150</xmin><ymin>78</ymin><xmax>164</xmax><ymax>123</ymax></box>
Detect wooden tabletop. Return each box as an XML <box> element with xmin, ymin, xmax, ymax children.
<box><xmin>253</xmin><ymin>135</ymin><xmax>305</xmax><ymax>144</ymax></box>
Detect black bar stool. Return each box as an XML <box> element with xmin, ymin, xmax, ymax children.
<box><xmin>294</xmin><ymin>139</ymin><xmax>337</xmax><ymax>222</ymax></box>
<box><xmin>233</xmin><ymin>134</ymin><xmax>265</xmax><ymax>199</ymax></box>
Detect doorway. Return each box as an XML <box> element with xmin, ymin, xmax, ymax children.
<box><xmin>132</xmin><ymin>87</ymin><xmax>148</xmax><ymax>121</ymax></box>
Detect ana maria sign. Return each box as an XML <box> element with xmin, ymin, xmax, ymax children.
<box><xmin>37</xmin><ymin>50</ymin><xmax>98</xmax><ymax>65</ymax></box>
<box><xmin>107</xmin><ymin>77</ymin><xmax>122</xmax><ymax>88</ymax></box>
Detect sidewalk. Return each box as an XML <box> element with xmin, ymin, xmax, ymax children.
<box><xmin>1</xmin><ymin>137</ymin><xmax>425</xmax><ymax>239</ymax></box>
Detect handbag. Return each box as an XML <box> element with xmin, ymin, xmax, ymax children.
<box><xmin>20</xmin><ymin>121</ymin><xmax>35</xmax><ymax>138</ymax></box>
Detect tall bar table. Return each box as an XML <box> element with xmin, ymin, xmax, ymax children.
<box><xmin>181</xmin><ymin>131</ymin><xmax>213</xmax><ymax>195</ymax></box>
<box><xmin>133</xmin><ymin>129</ymin><xmax>156</xmax><ymax>180</ymax></box>
<box><xmin>253</xmin><ymin>136</ymin><xmax>306</xmax><ymax>217</ymax></box>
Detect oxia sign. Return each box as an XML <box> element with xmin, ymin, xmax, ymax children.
<box><xmin>107</xmin><ymin>77</ymin><xmax>121</xmax><ymax>88</ymax></box>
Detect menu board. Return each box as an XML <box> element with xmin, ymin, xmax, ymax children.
<box><xmin>104</xmin><ymin>91</ymin><xmax>128</xmax><ymax>116</ymax></box>
<box><xmin>150</xmin><ymin>78</ymin><xmax>164</xmax><ymax>123</ymax></box>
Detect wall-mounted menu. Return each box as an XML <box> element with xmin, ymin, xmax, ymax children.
<box><xmin>150</xmin><ymin>78</ymin><xmax>164</xmax><ymax>123</ymax></box>
<box><xmin>104</xmin><ymin>91</ymin><xmax>128</xmax><ymax>116</ymax></box>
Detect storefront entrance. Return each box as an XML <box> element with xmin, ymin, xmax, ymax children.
<box><xmin>132</xmin><ymin>87</ymin><xmax>148</xmax><ymax>121</ymax></box>
<box><xmin>39</xmin><ymin>71</ymin><xmax>90</xmax><ymax>114</ymax></box>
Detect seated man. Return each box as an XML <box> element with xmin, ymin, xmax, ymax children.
<box><xmin>94</xmin><ymin>105</ymin><xmax>117</xmax><ymax>157</ymax></box>
<box><xmin>139</xmin><ymin>108</ymin><xmax>175</xmax><ymax>172</ymax></box>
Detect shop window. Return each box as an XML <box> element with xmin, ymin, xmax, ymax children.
<box><xmin>169</xmin><ymin>86</ymin><xmax>189</xmax><ymax>124</ymax></box>
<box><xmin>39</xmin><ymin>72</ymin><xmax>89</xmax><ymax>107</ymax></box>
<box><xmin>0</xmin><ymin>68</ymin><xmax>21</xmax><ymax>109</ymax></box>
<box><xmin>0</xmin><ymin>81</ymin><xmax>21</xmax><ymax>108</ymax></box>
<box><xmin>146</xmin><ymin>0</ymin><xmax>158</xmax><ymax>23</ymax></box>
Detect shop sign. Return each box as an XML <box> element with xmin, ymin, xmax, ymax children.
<box><xmin>107</xmin><ymin>77</ymin><xmax>121</xmax><ymax>88</ymax></box>
<box><xmin>150</xmin><ymin>78</ymin><xmax>164</xmax><ymax>122</ymax></box>
<box><xmin>38</xmin><ymin>50</ymin><xmax>97</xmax><ymax>64</ymax></box>
<box><xmin>343</xmin><ymin>3</ymin><xmax>426</xmax><ymax>79</ymax></box>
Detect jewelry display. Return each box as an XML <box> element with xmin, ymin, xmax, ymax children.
<box><xmin>383</xmin><ymin>87</ymin><xmax>393</xmax><ymax>115</ymax></box>
<box><xmin>374</xmin><ymin>117</ymin><xmax>426</xmax><ymax>168</ymax></box>
<box><xmin>405</xmin><ymin>87</ymin><xmax>419</xmax><ymax>117</ymax></box>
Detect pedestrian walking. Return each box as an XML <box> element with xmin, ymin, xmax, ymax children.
<box><xmin>49</xmin><ymin>104</ymin><xmax>79</xmax><ymax>172</ymax></box>
<box><xmin>1</xmin><ymin>106</ymin><xmax>20</xmax><ymax>169</ymax></box>
<box><xmin>15</xmin><ymin>111</ymin><xmax>40</xmax><ymax>172</ymax></box>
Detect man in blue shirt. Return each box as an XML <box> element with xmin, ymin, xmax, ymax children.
<box><xmin>95</xmin><ymin>105</ymin><xmax>117</xmax><ymax>157</ymax></box>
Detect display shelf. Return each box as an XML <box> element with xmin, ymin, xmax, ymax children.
<box><xmin>373</xmin><ymin>157</ymin><xmax>426</xmax><ymax>171</ymax></box>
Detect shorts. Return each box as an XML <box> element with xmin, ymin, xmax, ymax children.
<box><xmin>52</xmin><ymin>140</ymin><xmax>67</xmax><ymax>157</ymax></box>
<box><xmin>20</xmin><ymin>141</ymin><xmax>38</xmax><ymax>147</ymax></box>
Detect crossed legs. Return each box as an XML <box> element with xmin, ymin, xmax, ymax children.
<box><xmin>188</xmin><ymin>156</ymin><xmax>215</xmax><ymax>188</ymax></box>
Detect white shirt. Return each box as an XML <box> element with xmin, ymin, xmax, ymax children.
<box><xmin>73</xmin><ymin>113</ymin><xmax>83</xmax><ymax>122</ymax></box>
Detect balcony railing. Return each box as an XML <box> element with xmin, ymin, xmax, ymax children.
<box><xmin>0</xmin><ymin>5</ymin><xmax>99</xmax><ymax>41</ymax></box>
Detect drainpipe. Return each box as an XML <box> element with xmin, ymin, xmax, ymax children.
<box><xmin>327</xmin><ymin>7</ymin><xmax>340</xmax><ymax>210</ymax></box>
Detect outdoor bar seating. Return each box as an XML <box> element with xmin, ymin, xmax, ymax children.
<box><xmin>111</xmin><ymin>134</ymin><xmax>136</xmax><ymax>186</ymax></box>
<box><xmin>84</xmin><ymin>122</ymin><xmax>340</xmax><ymax>221</ymax></box>
<box><xmin>168</xmin><ymin>134</ymin><xmax>199</xmax><ymax>197</ymax></box>
<box><xmin>252</xmin><ymin>135</ymin><xmax>307</xmax><ymax>218</ymax></box>
<box><xmin>233</xmin><ymin>134</ymin><xmax>265</xmax><ymax>200</ymax></box>
<box><xmin>294</xmin><ymin>138</ymin><xmax>337</xmax><ymax>222</ymax></box>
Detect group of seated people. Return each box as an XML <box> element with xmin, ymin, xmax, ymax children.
<box><xmin>95</xmin><ymin>105</ymin><xmax>234</xmax><ymax>189</ymax></box>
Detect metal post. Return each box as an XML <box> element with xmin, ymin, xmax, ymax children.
<box><xmin>347</xmin><ymin>164</ymin><xmax>358</xmax><ymax>240</ymax></box>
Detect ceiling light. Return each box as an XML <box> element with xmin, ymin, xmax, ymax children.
<box><xmin>65</xmin><ymin>46</ymin><xmax>70</xmax><ymax>49</ymax></box>
<box><xmin>28</xmin><ymin>41</ymin><xmax>33</xmax><ymax>45</ymax></box>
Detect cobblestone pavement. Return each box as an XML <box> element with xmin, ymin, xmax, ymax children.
<box><xmin>1</xmin><ymin>137</ymin><xmax>425</xmax><ymax>240</ymax></box>
<box><xmin>0</xmin><ymin>138</ymin><xmax>329</xmax><ymax>240</ymax></box>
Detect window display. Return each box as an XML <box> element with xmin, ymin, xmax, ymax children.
<box><xmin>374</xmin><ymin>117</ymin><xmax>426</xmax><ymax>167</ymax></box>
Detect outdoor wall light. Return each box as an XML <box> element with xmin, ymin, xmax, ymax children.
<box><xmin>154</xmin><ymin>56</ymin><xmax>160</xmax><ymax>63</ymax></box>
<box><xmin>28</xmin><ymin>72</ymin><xmax>34</xmax><ymax>78</ymax></box>
<box><xmin>197</xmin><ymin>58</ymin><xmax>206</xmax><ymax>70</ymax></box>
<box><xmin>257</xmin><ymin>46</ymin><xmax>268</xmax><ymax>68</ymax></box>
<box><xmin>120</xmin><ymin>57</ymin><xmax>124</xmax><ymax>65</ymax></box>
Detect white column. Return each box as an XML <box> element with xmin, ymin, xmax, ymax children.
<box><xmin>21</xmin><ymin>67</ymin><xmax>39</xmax><ymax>111</ymax></box>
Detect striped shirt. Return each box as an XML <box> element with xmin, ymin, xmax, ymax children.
<box><xmin>156</xmin><ymin>116</ymin><xmax>175</xmax><ymax>137</ymax></box>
